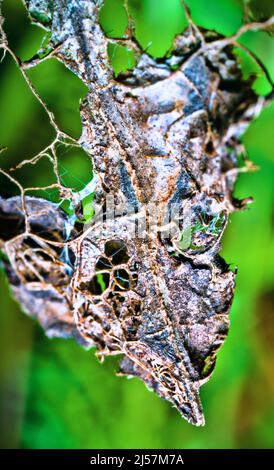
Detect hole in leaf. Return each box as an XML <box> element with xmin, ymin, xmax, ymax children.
<box><xmin>2</xmin><ymin>0</ymin><xmax>46</xmax><ymax>61</ymax></box>
<box><xmin>107</xmin><ymin>43</ymin><xmax>136</xmax><ymax>76</ymax></box>
<box><xmin>0</xmin><ymin>55</ymin><xmax>55</xmax><ymax>172</ymax></box>
<box><xmin>114</xmin><ymin>268</ymin><xmax>131</xmax><ymax>290</ymax></box>
<box><xmin>57</xmin><ymin>144</ymin><xmax>92</xmax><ymax>193</ymax></box>
<box><xmin>11</xmin><ymin>156</ymin><xmax>56</xmax><ymax>196</ymax></box>
<box><xmin>104</xmin><ymin>239</ymin><xmax>129</xmax><ymax>264</ymax></box>
<box><xmin>0</xmin><ymin>208</ymin><xmax>25</xmax><ymax>241</ymax></box>
<box><xmin>248</xmin><ymin>0</ymin><xmax>274</xmax><ymax>21</ymax></box>
<box><xmin>88</xmin><ymin>273</ymin><xmax>110</xmax><ymax>295</ymax></box>
<box><xmin>131</xmin><ymin>272</ymin><xmax>138</xmax><ymax>287</ymax></box>
<box><xmin>80</xmin><ymin>191</ymin><xmax>95</xmax><ymax>224</ymax></box>
<box><xmin>26</xmin><ymin>58</ymin><xmax>88</xmax><ymax>138</ymax></box>
<box><xmin>234</xmin><ymin>45</ymin><xmax>271</xmax><ymax>96</ymax></box>
<box><xmin>0</xmin><ymin>171</ymin><xmax>21</xmax><ymax>199</ymax></box>
<box><xmin>99</xmin><ymin>0</ymin><xmax>128</xmax><ymax>38</ymax></box>
<box><xmin>28</xmin><ymin>5</ymin><xmax>53</xmax><ymax>26</ymax></box>
<box><xmin>186</xmin><ymin>0</ymin><xmax>243</xmax><ymax>37</ymax></box>
<box><xmin>95</xmin><ymin>256</ymin><xmax>113</xmax><ymax>271</ymax></box>
<box><xmin>127</xmin><ymin>0</ymin><xmax>188</xmax><ymax>58</ymax></box>
<box><xmin>237</xmin><ymin>31</ymin><xmax>274</xmax><ymax>96</ymax></box>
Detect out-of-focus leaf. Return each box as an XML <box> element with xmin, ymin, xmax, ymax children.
<box><xmin>99</xmin><ymin>0</ymin><xmax>128</xmax><ymax>38</ymax></box>
<box><xmin>238</xmin><ymin>30</ymin><xmax>274</xmax><ymax>89</ymax></box>
<box><xmin>128</xmin><ymin>0</ymin><xmax>188</xmax><ymax>57</ymax></box>
<box><xmin>233</xmin><ymin>47</ymin><xmax>272</xmax><ymax>95</ymax></box>
<box><xmin>0</xmin><ymin>54</ymin><xmax>54</xmax><ymax>174</ymax></box>
<box><xmin>1</xmin><ymin>0</ymin><xmax>46</xmax><ymax>61</ymax></box>
<box><xmin>186</xmin><ymin>0</ymin><xmax>244</xmax><ymax>36</ymax></box>
<box><xmin>26</xmin><ymin>59</ymin><xmax>88</xmax><ymax>139</ymax></box>
<box><xmin>247</xmin><ymin>0</ymin><xmax>274</xmax><ymax>21</ymax></box>
<box><xmin>107</xmin><ymin>43</ymin><xmax>136</xmax><ymax>76</ymax></box>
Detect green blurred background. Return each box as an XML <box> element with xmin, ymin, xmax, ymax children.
<box><xmin>0</xmin><ymin>0</ymin><xmax>274</xmax><ymax>449</ymax></box>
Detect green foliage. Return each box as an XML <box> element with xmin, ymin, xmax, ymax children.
<box><xmin>107</xmin><ymin>43</ymin><xmax>136</xmax><ymax>76</ymax></box>
<box><xmin>81</xmin><ymin>192</ymin><xmax>95</xmax><ymax>224</ymax></box>
<box><xmin>238</xmin><ymin>30</ymin><xmax>274</xmax><ymax>94</ymax></box>
<box><xmin>59</xmin><ymin>181</ymin><xmax>95</xmax><ymax>225</ymax></box>
<box><xmin>101</xmin><ymin>0</ymin><xmax>273</xmax><ymax>93</ymax></box>
<box><xmin>1</xmin><ymin>0</ymin><xmax>46</xmax><ymax>60</ymax></box>
<box><xmin>186</xmin><ymin>0</ymin><xmax>244</xmax><ymax>36</ymax></box>
<box><xmin>99</xmin><ymin>0</ymin><xmax>128</xmax><ymax>38</ymax></box>
<box><xmin>178</xmin><ymin>211</ymin><xmax>225</xmax><ymax>252</ymax></box>
<box><xmin>0</xmin><ymin>54</ymin><xmax>55</xmax><ymax>177</ymax></box>
<box><xmin>127</xmin><ymin>0</ymin><xmax>188</xmax><ymax>57</ymax></box>
<box><xmin>100</xmin><ymin>0</ymin><xmax>188</xmax><ymax>60</ymax></box>
<box><xmin>27</xmin><ymin>59</ymin><xmax>88</xmax><ymax>139</ymax></box>
<box><xmin>57</xmin><ymin>145</ymin><xmax>92</xmax><ymax>192</ymax></box>
<box><xmin>248</xmin><ymin>0</ymin><xmax>274</xmax><ymax>21</ymax></box>
<box><xmin>233</xmin><ymin>47</ymin><xmax>272</xmax><ymax>95</ymax></box>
